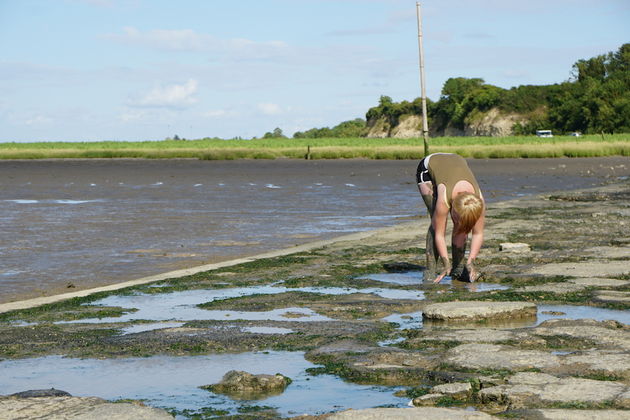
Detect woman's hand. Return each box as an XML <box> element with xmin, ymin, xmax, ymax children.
<box><xmin>433</xmin><ymin>256</ymin><xmax>451</xmax><ymax>283</ymax></box>
<box><xmin>466</xmin><ymin>261</ymin><xmax>480</xmax><ymax>282</ymax></box>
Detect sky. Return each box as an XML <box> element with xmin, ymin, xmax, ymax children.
<box><xmin>0</xmin><ymin>0</ymin><xmax>628</xmax><ymax>142</ymax></box>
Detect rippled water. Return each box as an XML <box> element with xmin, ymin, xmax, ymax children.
<box><xmin>57</xmin><ymin>284</ymin><xmax>425</xmax><ymax>325</ymax></box>
<box><xmin>0</xmin><ymin>352</ymin><xmax>407</xmax><ymax>417</ymax></box>
<box><xmin>2</xmin><ymin>157</ymin><xmax>626</xmax><ymax>302</ymax></box>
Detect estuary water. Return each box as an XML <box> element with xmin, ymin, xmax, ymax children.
<box><xmin>1</xmin><ymin>157</ymin><xmax>627</xmax><ymax>302</ymax></box>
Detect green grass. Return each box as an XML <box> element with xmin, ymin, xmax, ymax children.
<box><xmin>1</xmin><ymin>134</ymin><xmax>628</xmax><ymax>159</ymax></box>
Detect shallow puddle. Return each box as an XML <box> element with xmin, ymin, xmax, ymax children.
<box><xmin>359</xmin><ymin>271</ymin><xmax>510</xmax><ymax>292</ymax></box>
<box><xmin>537</xmin><ymin>304</ymin><xmax>630</xmax><ymax>325</ymax></box>
<box><xmin>242</xmin><ymin>326</ymin><xmax>294</xmax><ymax>335</ymax></box>
<box><xmin>382</xmin><ymin>304</ymin><xmax>630</xmax><ymax>332</ymax></box>
<box><xmin>0</xmin><ymin>351</ymin><xmax>407</xmax><ymax>417</ymax></box>
<box><xmin>56</xmin><ymin>284</ymin><xmax>424</xmax><ymax>325</ymax></box>
<box><xmin>120</xmin><ymin>322</ymin><xmax>185</xmax><ymax>335</ymax></box>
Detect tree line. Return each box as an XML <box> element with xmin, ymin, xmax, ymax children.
<box><xmin>366</xmin><ymin>43</ymin><xmax>629</xmax><ymax>136</ymax></box>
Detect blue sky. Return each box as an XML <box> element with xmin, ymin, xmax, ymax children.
<box><xmin>1</xmin><ymin>0</ymin><xmax>628</xmax><ymax>142</ymax></box>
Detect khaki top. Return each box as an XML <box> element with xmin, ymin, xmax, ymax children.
<box><xmin>427</xmin><ymin>153</ymin><xmax>481</xmax><ymax>209</ymax></box>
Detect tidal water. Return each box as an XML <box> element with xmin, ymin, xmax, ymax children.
<box><xmin>1</xmin><ymin>157</ymin><xmax>627</xmax><ymax>302</ymax></box>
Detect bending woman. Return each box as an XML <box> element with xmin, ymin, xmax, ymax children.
<box><xmin>416</xmin><ymin>153</ymin><xmax>485</xmax><ymax>283</ymax></box>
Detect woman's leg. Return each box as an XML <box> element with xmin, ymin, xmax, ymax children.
<box><xmin>451</xmin><ymin>231</ymin><xmax>467</xmax><ymax>280</ymax></box>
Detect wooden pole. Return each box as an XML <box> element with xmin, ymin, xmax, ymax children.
<box><xmin>416</xmin><ymin>2</ymin><xmax>429</xmax><ymax>156</ymax></box>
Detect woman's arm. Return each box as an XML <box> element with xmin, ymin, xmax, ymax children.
<box><xmin>466</xmin><ymin>204</ymin><xmax>485</xmax><ymax>281</ymax></box>
<box><xmin>432</xmin><ymin>185</ymin><xmax>450</xmax><ymax>283</ymax></box>
<box><xmin>468</xmin><ymin>205</ymin><xmax>485</xmax><ymax>263</ymax></box>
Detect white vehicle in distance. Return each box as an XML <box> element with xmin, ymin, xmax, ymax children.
<box><xmin>536</xmin><ymin>130</ymin><xmax>553</xmax><ymax>138</ymax></box>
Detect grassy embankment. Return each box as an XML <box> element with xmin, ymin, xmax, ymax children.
<box><xmin>0</xmin><ymin>134</ymin><xmax>628</xmax><ymax>159</ymax></box>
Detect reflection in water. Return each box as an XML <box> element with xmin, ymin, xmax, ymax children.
<box><xmin>55</xmin><ymin>284</ymin><xmax>424</xmax><ymax>325</ymax></box>
<box><xmin>359</xmin><ymin>271</ymin><xmax>510</xmax><ymax>292</ymax></box>
<box><xmin>383</xmin><ymin>304</ymin><xmax>630</xmax><ymax>332</ymax></box>
<box><xmin>0</xmin><ymin>352</ymin><xmax>406</xmax><ymax>416</ymax></box>
<box><xmin>537</xmin><ymin>304</ymin><xmax>630</xmax><ymax>325</ymax></box>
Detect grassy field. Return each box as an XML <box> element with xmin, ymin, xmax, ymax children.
<box><xmin>0</xmin><ymin>134</ymin><xmax>628</xmax><ymax>159</ymax></box>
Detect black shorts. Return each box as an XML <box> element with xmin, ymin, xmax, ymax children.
<box><xmin>415</xmin><ymin>157</ymin><xmax>432</xmax><ymax>184</ymax></box>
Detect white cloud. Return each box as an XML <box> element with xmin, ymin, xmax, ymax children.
<box><xmin>24</xmin><ymin>115</ymin><xmax>53</xmax><ymax>125</ymax></box>
<box><xmin>105</xmin><ymin>27</ymin><xmax>205</xmax><ymax>51</ymax></box>
<box><xmin>119</xmin><ymin>109</ymin><xmax>147</xmax><ymax>122</ymax></box>
<box><xmin>131</xmin><ymin>79</ymin><xmax>199</xmax><ymax>108</ymax></box>
<box><xmin>202</xmin><ymin>109</ymin><xmax>227</xmax><ymax>118</ymax></box>
<box><xmin>257</xmin><ymin>103</ymin><xmax>283</xmax><ymax>115</ymax></box>
<box><xmin>103</xmin><ymin>27</ymin><xmax>289</xmax><ymax>57</ymax></box>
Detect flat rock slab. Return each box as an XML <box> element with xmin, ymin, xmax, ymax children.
<box><xmin>431</xmin><ymin>382</ymin><xmax>472</xmax><ymax>399</ymax></box>
<box><xmin>444</xmin><ymin>344</ymin><xmax>561</xmax><ymax>371</ymax></box>
<box><xmin>527</xmin><ymin>260</ymin><xmax>630</xmax><ymax>278</ymax></box>
<box><xmin>500</xmin><ymin>242</ymin><xmax>531</xmax><ymax>253</ymax></box>
<box><xmin>533</xmin><ymin>319</ymin><xmax>630</xmax><ymax>351</ymax></box>
<box><xmin>568</xmin><ymin>277</ymin><xmax>630</xmax><ymax>288</ymax></box>
<box><xmin>517</xmin><ymin>283</ymin><xmax>587</xmax><ymax>293</ymax></box>
<box><xmin>328</xmin><ymin>407</ymin><xmax>499</xmax><ymax>419</ymax></box>
<box><xmin>583</xmin><ymin>246</ymin><xmax>630</xmax><ymax>259</ymax></box>
<box><xmin>415</xmin><ymin>328</ymin><xmax>518</xmax><ymax>343</ymax></box>
<box><xmin>423</xmin><ymin>301</ymin><xmax>537</xmax><ymax>321</ymax></box>
<box><xmin>594</xmin><ymin>290</ymin><xmax>630</xmax><ymax>303</ymax></box>
<box><xmin>0</xmin><ymin>396</ymin><xmax>173</xmax><ymax>419</ymax></box>
<box><xmin>518</xmin><ymin>409</ymin><xmax>630</xmax><ymax>420</ymax></box>
<box><xmin>479</xmin><ymin>372</ymin><xmax>629</xmax><ymax>409</ymax></box>
<box><xmin>562</xmin><ymin>351</ymin><xmax>630</xmax><ymax>379</ymax></box>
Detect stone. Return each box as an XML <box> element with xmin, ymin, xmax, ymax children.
<box><xmin>517</xmin><ymin>283</ymin><xmax>586</xmax><ymax>293</ymax></box>
<box><xmin>527</xmin><ymin>260</ymin><xmax>630</xmax><ymax>278</ymax></box>
<box><xmin>583</xmin><ymin>246</ymin><xmax>630</xmax><ymax>259</ymax></box>
<box><xmin>423</xmin><ymin>301</ymin><xmax>537</xmax><ymax>322</ymax></box>
<box><xmin>614</xmin><ymin>390</ymin><xmax>630</xmax><ymax>409</ymax></box>
<box><xmin>568</xmin><ymin>277</ymin><xmax>630</xmax><ymax>288</ymax></box>
<box><xmin>205</xmin><ymin>370</ymin><xmax>291</xmax><ymax>399</ymax></box>
<box><xmin>417</xmin><ymin>329</ymin><xmax>517</xmax><ymax>343</ymax></box>
<box><xmin>499</xmin><ymin>242</ymin><xmax>531</xmax><ymax>253</ymax></box>
<box><xmin>431</xmin><ymin>382</ymin><xmax>472</xmax><ymax>400</ymax></box>
<box><xmin>479</xmin><ymin>372</ymin><xmax>628</xmax><ymax>409</ymax></box>
<box><xmin>519</xmin><ymin>409</ymin><xmax>630</xmax><ymax>419</ymax></box>
<box><xmin>412</xmin><ymin>393</ymin><xmax>444</xmax><ymax>406</ymax></box>
<box><xmin>562</xmin><ymin>351</ymin><xmax>630</xmax><ymax>379</ymax></box>
<box><xmin>11</xmin><ymin>388</ymin><xmax>71</xmax><ymax>398</ymax></box>
<box><xmin>507</xmin><ymin>372</ymin><xmax>559</xmax><ymax>385</ymax></box>
<box><xmin>328</xmin><ymin>407</ymin><xmax>499</xmax><ymax>419</ymax></box>
<box><xmin>477</xmin><ymin>375</ymin><xmax>506</xmax><ymax>388</ymax></box>
<box><xmin>532</xmin><ymin>319</ymin><xmax>630</xmax><ymax>351</ymax></box>
<box><xmin>444</xmin><ymin>344</ymin><xmax>561</xmax><ymax>371</ymax></box>
<box><xmin>0</xmin><ymin>396</ymin><xmax>173</xmax><ymax>419</ymax></box>
<box><xmin>594</xmin><ymin>290</ymin><xmax>630</xmax><ymax>303</ymax></box>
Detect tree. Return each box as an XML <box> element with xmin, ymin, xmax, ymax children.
<box><xmin>262</xmin><ymin>127</ymin><xmax>286</xmax><ymax>139</ymax></box>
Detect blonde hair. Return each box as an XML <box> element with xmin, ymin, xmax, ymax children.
<box><xmin>452</xmin><ymin>192</ymin><xmax>483</xmax><ymax>234</ymax></box>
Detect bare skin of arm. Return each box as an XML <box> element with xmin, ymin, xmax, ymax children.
<box><xmin>432</xmin><ymin>184</ymin><xmax>451</xmax><ymax>283</ymax></box>
<box><xmin>466</xmin><ymin>207</ymin><xmax>485</xmax><ymax>281</ymax></box>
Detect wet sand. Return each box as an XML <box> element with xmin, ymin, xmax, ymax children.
<box><xmin>1</xmin><ymin>157</ymin><xmax>628</xmax><ymax>303</ymax></box>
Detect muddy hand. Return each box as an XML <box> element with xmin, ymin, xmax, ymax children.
<box><xmin>466</xmin><ymin>261</ymin><xmax>480</xmax><ymax>282</ymax></box>
<box><xmin>433</xmin><ymin>256</ymin><xmax>451</xmax><ymax>283</ymax></box>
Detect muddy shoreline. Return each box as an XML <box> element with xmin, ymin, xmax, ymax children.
<box><xmin>1</xmin><ymin>174</ymin><xmax>629</xmax><ymax>419</ymax></box>
<box><xmin>1</xmin><ymin>157</ymin><xmax>628</xmax><ymax>304</ymax></box>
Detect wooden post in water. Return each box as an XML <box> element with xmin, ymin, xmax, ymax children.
<box><xmin>416</xmin><ymin>2</ymin><xmax>429</xmax><ymax>156</ymax></box>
